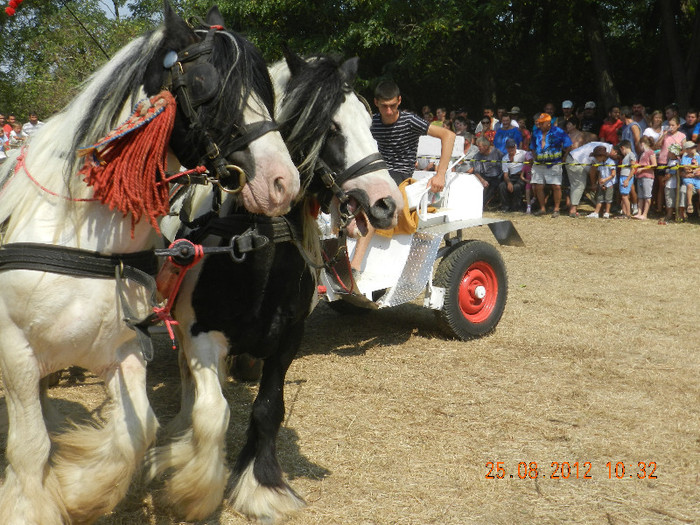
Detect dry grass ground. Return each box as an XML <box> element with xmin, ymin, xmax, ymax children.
<box><xmin>1</xmin><ymin>211</ymin><xmax>699</xmax><ymax>524</ymax></box>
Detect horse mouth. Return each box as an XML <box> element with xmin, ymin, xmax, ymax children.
<box><xmin>346</xmin><ymin>196</ymin><xmax>369</xmax><ymax>237</ymax></box>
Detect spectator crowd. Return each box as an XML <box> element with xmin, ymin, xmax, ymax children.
<box><xmin>0</xmin><ymin>111</ymin><xmax>44</xmax><ymax>163</ymax></box>
<box><xmin>418</xmin><ymin>102</ymin><xmax>700</xmax><ymax>224</ymax></box>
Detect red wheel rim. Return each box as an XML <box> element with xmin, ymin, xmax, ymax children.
<box><xmin>457</xmin><ymin>261</ymin><xmax>498</xmax><ymax>323</ymax></box>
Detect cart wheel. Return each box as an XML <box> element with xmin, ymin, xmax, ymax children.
<box><xmin>434</xmin><ymin>240</ymin><xmax>508</xmax><ymax>339</ymax></box>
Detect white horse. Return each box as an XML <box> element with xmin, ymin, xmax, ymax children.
<box><xmin>0</xmin><ymin>5</ymin><xmax>298</xmax><ymax>524</ymax></box>
<box><xmin>149</xmin><ymin>52</ymin><xmax>402</xmax><ymax>523</ymax></box>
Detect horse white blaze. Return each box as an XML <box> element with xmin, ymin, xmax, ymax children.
<box><xmin>239</xmin><ymin>96</ymin><xmax>300</xmax><ymax>216</ymax></box>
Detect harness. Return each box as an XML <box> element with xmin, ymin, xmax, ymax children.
<box><xmin>0</xmin><ymin>23</ymin><xmax>280</xmax><ymax>360</ymax></box>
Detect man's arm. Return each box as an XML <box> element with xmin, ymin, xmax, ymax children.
<box><xmin>426</xmin><ymin>124</ymin><xmax>456</xmax><ymax>192</ymax></box>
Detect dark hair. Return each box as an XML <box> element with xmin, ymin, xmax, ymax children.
<box><xmin>374</xmin><ymin>80</ymin><xmax>400</xmax><ymax>101</ymax></box>
<box><xmin>620</xmin><ymin>106</ymin><xmax>633</xmax><ymax>118</ymax></box>
<box><xmin>565</xmin><ymin>117</ymin><xmax>580</xmax><ymax>128</ymax></box>
<box><xmin>618</xmin><ymin>139</ymin><xmax>632</xmax><ymax>150</ymax></box>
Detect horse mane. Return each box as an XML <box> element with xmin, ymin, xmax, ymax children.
<box><xmin>0</xmin><ymin>21</ymin><xmax>274</xmax><ymax>233</ymax></box>
<box><xmin>0</xmin><ymin>29</ymin><xmax>166</xmax><ymax>228</ymax></box>
<box><xmin>276</xmin><ymin>55</ymin><xmax>351</xmax><ymax>188</ymax></box>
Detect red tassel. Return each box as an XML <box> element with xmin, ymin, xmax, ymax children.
<box><xmin>78</xmin><ymin>91</ymin><xmax>176</xmax><ymax>235</ymax></box>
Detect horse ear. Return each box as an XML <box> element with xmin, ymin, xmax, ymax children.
<box><xmin>339</xmin><ymin>57</ymin><xmax>360</xmax><ymax>85</ymax></box>
<box><xmin>205</xmin><ymin>5</ymin><xmax>226</xmax><ymax>28</ymax></box>
<box><xmin>163</xmin><ymin>0</ymin><xmax>198</xmax><ymax>49</ymax></box>
<box><xmin>282</xmin><ymin>44</ymin><xmax>307</xmax><ymax>77</ymax></box>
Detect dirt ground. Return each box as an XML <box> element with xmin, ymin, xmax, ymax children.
<box><xmin>1</xmin><ymin>210</ymin><xmax>699</xmax><ymax>525</ymax></box>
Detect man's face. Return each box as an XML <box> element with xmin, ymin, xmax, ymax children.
<box><xmin>477</xmin><ymin>143</ymin><xmax>490</xmax><ymax>154</ymax></box>
<box><xmin>665</xmin><ymin>107</ymin><xmax>676</xmax><ymax>120</ymax></box>
<box><xmin>562</xmin><ymin>106</ymin><xmax>572</xmax><ymax>116</ymax></box>
<box><xmin>453</xmin><ymin>120</ymin><xmax>466</xmax><ymax>133</ymax></box>
<box><xmin>436</xmin><ymin>108</ymin><xmax>446</xmax><ymax>120</ymax></box>
<box><xmin>29</xmin><ymin>114</ymin><xmax>38</xmax><ymax>125</ymax></box>
<box><xmin>506</xmin><ymin>145</ymin><xmax>516</xmax><ymax>156</ymax></box>
<box><xmin>483</xmin><ymin>109</ymin><xmax>493</xmax><ymax>118</ymax></box>
<box><xmin>501</xmin><ymin>115</ymin><xmax>511</xmax><ymax>128</ymax></box>
<box><xmin>8</xmin><ymin>115</ymin><xmax>15</xmax><ymax>124</ymax></box>
<box><xmin>375</xmin><ymin>96</ymin><xmax>401</xmax><ymax>125</ymax></box>
<box><xmin>686</xmin><ymin>112</ymin><xmax>698</xmax><ymax>126</ymax></box>
<box><xmin>610</xmin><ymin>107</ymin><xmax>621</xmax><ymax>120</ymax></box>
<box><xmin>0</xmin><ymin>115</ymin><xmax>5</xmax><ymax>125</ymax></box>
<box><xmin>544</xmin><ymin>103</ymin><xmax>555</xmax><ymax>116</ymax></box>
<box><xmin>538</xmin><ymin>120</ymin><xmax>551</xmax><ymax>132</ymax></box>
<box><xmin>632</xmin><ymin>104</ymin><xmax>644</xmax><ymax>116</ymax></box>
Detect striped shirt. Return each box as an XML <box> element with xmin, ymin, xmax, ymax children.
<box><xmin>371</xmin><ymin>111</ymin><xmax>430</xmax><ymax>179</ymax></box>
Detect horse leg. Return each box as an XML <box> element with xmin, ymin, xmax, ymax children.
<box><xmin>0</xmin><ymin>327</ymin><xmax>67</xmax><ymax>525</ymax></box>
<box><xmin>228</xmin><ymin>322</ymin><xmax>305</xmax><ymax>523</ymax></box>
<box><xmin>50</xmin><ymin>344</ymin><xmax>158</xmax><ymax>524</ymax></box>
<box><xmin>148</xmin><ymin>329</ymin><xmax>230</xmax><ymax>521</ymax></box>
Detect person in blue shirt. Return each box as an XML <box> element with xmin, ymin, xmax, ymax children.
<box><xmin>529</xmin><ymin>112</ymin><xmax>572</xmax><ymax>217</ymax></box>
<box><xmin>493</xmin><ymin>113</ymin><xmax>523</xmax><ymax>155</ymax></box>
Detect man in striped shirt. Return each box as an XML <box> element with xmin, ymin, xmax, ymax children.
<box><xmin>350</xmin><ymin>80</ymin><xmax>454</xmax><ymax>275</ymax></box>
<box><xmin>370</xmin><ymin>80</ymin><xmax>455</xmax><ymax>194</ymax></box>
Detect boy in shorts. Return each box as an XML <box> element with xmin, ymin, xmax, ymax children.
<box><xmin>680</xmin><ymin>140</ymin><xmax>700</xmax><ymax>215</ymax></box>
<box><xmin>587</xmin><ymin>145</ymin><xmax>617</xmax><ymax>218</ymax></box>
<box><xmin>613</xmin><ymin>140</ymin><xmax>636</xmax><ymax>217</ymax></box>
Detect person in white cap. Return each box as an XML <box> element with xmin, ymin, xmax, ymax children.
<box><xmin>556</xmin><ymin>100</ymin><xmax>574</xmax><ymax>128</ymax></box>
<box><xmin>580</xmin><ymin>101</ymin><xmax>602</xmax><ymax>135</ymax></box>
<box><xmin>680</xmin><ymin>140</ymin><xmax>700</xmax><ymax>215</ymax></box>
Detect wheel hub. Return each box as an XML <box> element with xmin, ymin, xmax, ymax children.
<box><xmin>457</xmin><ymin>261</ymin><xmax>498</xmax><ymax>323</ymax></box>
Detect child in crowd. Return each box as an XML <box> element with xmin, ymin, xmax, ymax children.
<box><xmin>660</xmin><ymin>143</ymin><xmax>684</xmax><ymax>224</ymax></box>
<box><xmin>613</xmin><ymin>140</ymin><xmax>636</xmax><ymax>217</ymax></box>
<box><xmin>680</xmin><ymin>140</ymin><xmax>700</xmax><ymax>215</ymax></box>
<box><xmin>8</xmin><ymin>122</ymin><xmax>27</xmax><ymax>149</ymax></box>
<box><xmin>633</xmin><ymin>135</ymin><xmax>657</xmax><ymax>220</ymax></box>
<box><xmin>587</xmin><ymin>145</ymin><xmax>617</xmax><ymax>218</ymax></box>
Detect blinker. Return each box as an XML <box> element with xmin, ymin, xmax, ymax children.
<box><xmin>163</xmin><ymin>50</ymin><xmax>178</xmax><ymax>69</ymax></box>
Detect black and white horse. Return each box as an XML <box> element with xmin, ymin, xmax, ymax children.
<box><xmin>150</xmin><ymin>52</ymin><xmax>402</xmax><ymax>522</ymax></box>
<box><xmin>0</xmin><ymin>6</ymin><xmax>298</xmax><ymax>524</ymax></box>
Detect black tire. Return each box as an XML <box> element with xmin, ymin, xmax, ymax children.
<box><xmin>434</xmin><ymin>240</ymin><xmax>508</xmax><ymax>340</ymax></box>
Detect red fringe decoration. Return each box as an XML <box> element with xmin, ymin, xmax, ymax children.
<box><xmin>78</xmin><ymin>91</ymin><xmax>177</xmax><ymax>235</ymax></box>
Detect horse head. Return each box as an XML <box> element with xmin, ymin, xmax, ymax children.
<box><xmin>272</xmin><ymin>51</ymin><xmax>402</xmax><ymax>236</ymax></box>
<box><xmin>144</xmin><ymin>5</ymin><xmax>299</xmax><ymax>217</ymax></box>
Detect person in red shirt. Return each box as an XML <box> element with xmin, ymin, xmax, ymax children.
<box><xmin>598</xmin><ymin>105</ymin><xmax>622</xmax><ymax>145</ymax></box>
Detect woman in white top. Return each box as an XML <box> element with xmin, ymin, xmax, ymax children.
<box><xmin>643</xmin><ymin>110</ymin><xmax>664</xmax><ymax>149</ymax></box>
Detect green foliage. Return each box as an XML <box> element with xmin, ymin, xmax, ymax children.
<box><xmin>0</xmin><ymin>0</ymin><xmax>697</xmax><ymax>123</ymax></box>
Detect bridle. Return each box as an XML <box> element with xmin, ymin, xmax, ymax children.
<box><xmin>311</xmin><ymin>90</ymin><xmax>387</xmax><ymax>229</ymax></box>
<box><xmin>162</xmin><ymin>24</ymin><xmax>278</xmax><ymax>194</ymax></box>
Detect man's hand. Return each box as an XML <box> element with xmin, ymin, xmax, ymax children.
<box><xmin>429</xmin><ymin>172</ymin><xmax>446</xmax><ymax>193</ymax></box>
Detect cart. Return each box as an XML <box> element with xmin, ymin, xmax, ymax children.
<box><xmin>318</xmin><ymin>135</ymin><xmax>524</xmax><ymax>340</ymax></box>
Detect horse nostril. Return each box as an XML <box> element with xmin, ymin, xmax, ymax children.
<box><xmin>368</xmin><ymin>197</ymin><xmax>397</xmax><ymax>228</ymax></box>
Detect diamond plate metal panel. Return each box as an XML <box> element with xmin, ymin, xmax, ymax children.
<box><xmin>379</xmin><ymin>231</ymin><xmax>443</xmax><ymax>307</ymax></box>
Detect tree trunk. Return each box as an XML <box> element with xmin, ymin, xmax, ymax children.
<box><xmin>579</xmin><ymin>1</ymin><xmax>620</xmax><ymax>110</ymax></box>
<box><xmin>684</xmin><ymin>4</ymin><xmax>700</xmax><ymax>102</ymax></box>
<box><xmin>659</xmin><ymin>0</ymin><xmax>690</xmax><ymax>110</ymax></box>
